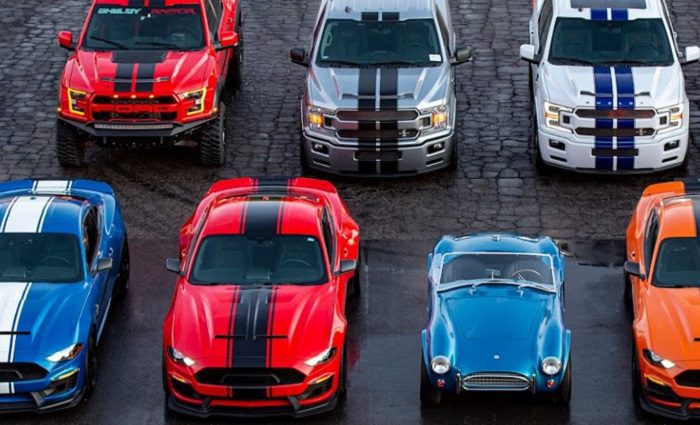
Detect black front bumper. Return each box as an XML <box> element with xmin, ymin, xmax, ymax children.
<box><xmin>58</xmin><ymin>115</ymin><xmax>216</xmax><ymax>139</ymax></box>
<box><xmin>166</xmin><ymin>392</ymin><xmax>338</xmax><ymax>419</ymax></box>
<box><xmin>0</xmin><ymin>387</ymin><xmax>84</xmax><ymax>415</ymax></box>
<box><xmin>640</xmin><ymin>392</ymin><xmax>700</xmax><ymax>421</ymax></box>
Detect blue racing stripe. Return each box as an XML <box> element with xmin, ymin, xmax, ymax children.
<box><xmin>594</xmin><ymin>66</ymin><xmax>614</xmax><ymax>170</ymax></box>
<box><xmin>615</xmin><ymin>67</ymin><xmax>635</xmax><ymax>170</ymax></box>
<box><xmin>611</xmin><ymin>9</ymin><xmax>629</xmax><ymax>21</ymax></box>
<box><xmin>591</xmin><ymin>9</ymin><xmax>608</xmax><ymax>20</ymax></box>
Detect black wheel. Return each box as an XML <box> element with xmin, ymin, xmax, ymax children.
<box><xmin>348</xmin><ymin>248</ymin><xmax>362</xmax><ymax>299</ymax></box>
<box><xmin>624</xmin><ymin>270</ymin><xmax>633</xmax><ymax>315</ymax></box>
<box><xmin>56</xmin><ymin>119</ymin><xmax>86</xmax><ymax>167</ymax></box>
<box><xmin>530</xmin><ymin>107</ymin><xmax>547</xmax><ymax>174</ymax></box>
<box><xmin>114</xmin><ymin>239</ymin><xmax>130</xmax><ymax>300</ymax></box>
<box><xmin>632</xmin><ymin>343</ymin><xmax>643</xmax><ymax>409</ymax></box>
<box><xmin>420</xmin><ymin>357</ymin><xmax>442</xmax><ymax>407</ymax></box>
<box><xmin>83</xmin><ymin>332</ymin><xmax>98</xmax><ymax>402</ymax></box>
<box><xmin>338</xmin><ymin>344</ymin><xmax>347</xmax><ymax>401</ymax></box>
<box><xmin>551</xmin><ymin>358</ymin><xmax>572</xmax><ymax>406</ymax></box>
<box><xmin>299</xmin><ymin>129</ymin><xmax>312</xmax><ymax>175</ymax></box>
<box><xmin>162</xmin><ymin>356</ymin><xmax>177</xmax><ymax>422</ymax></box>
<box><xmin>448</xmin><ymin>138</ymin><xmax>459</xmax><ymax>170</ymax></box>
<box><xmin>225</xmin><ymin>15</ymin><xmax>244</xmax><ymax>94</ymax></box>
<box><xmin>199</xmin><ymin>103</ymin><xmax>226</xmax><ymax>166</ymax></box>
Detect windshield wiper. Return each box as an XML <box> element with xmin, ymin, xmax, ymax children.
<box><xmin>550</xmin><ymin>57</ymin><xmax>600</xmax><ymax>66</ymax></box>
<box><xmin>516</xmin><ymin>282</ymin><xmax>556</xmax><ymax>293</ymax></box>
<box><xmin>318</xmin><ymin>60</ymin><xmax>367</xmax><ymax>67</ymax></box>
<box><xmin>88</xmin><ymin>35</ymin><xmax>130</xmax><ymax>50</ymax></box>
<box><xmin>603</xmin><ymin>59</ymin><xmax>665</xmax><ymax>66</ymax></box>
<box><xmin>370</xmin><ymin>60</ymin><xmax>426</xmax><ymax>66</ymax></box>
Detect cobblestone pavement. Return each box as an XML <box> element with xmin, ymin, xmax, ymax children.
<box><xmin>1</xmin><ymin>0</ymin><xmax>699</xmax><ymax>242</ymax></box>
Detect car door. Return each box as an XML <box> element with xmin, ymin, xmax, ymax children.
<box><xmin>636</xmin><ymin>210</ymin><xmax>660</xmax><ymax>316</ymax></box>
<box><xmin>82</xmin><ymin>205</ymin><xmax>111</xmax><ymax>339</ymax></box>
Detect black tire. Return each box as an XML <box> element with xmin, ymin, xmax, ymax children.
<box><xmin>114</xmin><ymin>239</ymin><xmax>130</xmax><ymax>300</ymax></box>
<box><xmin>448</xmin><ymin>138</ymin><xmax>459</xmax><ymax>171</ymax></box>
<box><xmin>162</xmin><ymin>356</ymin><xmax>177</xmax><ymax>422</ymax></box>
<box><xmin>632</xmin><ymin>343</ymin><xmax>643</xmax><ymax>409</ymax></box>
<box><xmin>551</xmin><ymin>358</ymin><xmax>572</xmax><ymax>406</ymax></box>
<box><xmin>420</xmin><ymin>357</ymin><xmax>442</xmax><ymax>407</ymax></box>
<box><xmin>530</xmin><ymin>107</ymin><xmax>547</xmax><ymax>174</ymax></box>
<box><xmin>338</xmin><ymin>344</ymin><xmax>347</xmax><ymax>401</ymax></box>
<box><xmin>56</xmin><ymin>119</ymin><xmax>86</xmax><ymax>167</ymax></box>
<box><xmin>83</xmin><ymin>332</ymin><xmax>98</xmax><ymax>402</ymax></box>
<box><xmin>199</xmin><ymin>103</ymin><xmax>226</xmax><ymax>166</ymax></box>
<box><xmin>348</xmin><ymin>248</ymin><xmax>362</xmax><ymax>299</ymax></box>
<box><xmin>224</xmin><ymin>13</ymin><xmax>243</xmax><ymax>94</ymax></box>
<box><xmin>299</xmin><ymin>129</ymin><xmax>312</xmax><ymax>175</ymax></box>
<box><xmin>624</xmin><ymin>270</ymin><xmax>633</xmax><ymax>315</ymax></box>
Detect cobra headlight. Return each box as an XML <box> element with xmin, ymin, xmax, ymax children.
<box><xmin>183</xmin><ymin>88</ymin><xmax>207</xmax><ymax>116</ymax></box>
<box><xmin>658</xmin><ymin>104</ymin><xmax>684</xmax><ymax>133</ymax></box>
<box><xmin>432</xmin><ymin>105</ymin><xmax>448</xmax><ymax>129</ymax></box>
<box><xmin>304</xmin><ymin>347</ymin><xmax>336</xmax><ymax>367</ymax></box>
<box><xmin>541</xmin><ymin>357</ymin><xmax>562</xmax><ymax>376</ymax></box>
<box><xmin>47</xmin><ymin>343</ymin><xmax>84</xmax><ymax>363</ymax></box>
<box><xmin>543</xmin><ymin>101</ymin><xmax>573</xmax><ymax>133</ymax></box>
<box><xmin>430</xmin><ymin>355</ymin><xmax>451</xmax><ymax>375</ymax></box>
<box><xmin>168</xmin><ymin>347</ymin><xmax>196</xmax><ymax>367</ymax></box>
<box><xmin>643</xmin><ymin>349</ymin><xmax>676</xmax><ymax>369</ymax></box>
<box><xmin>67</xmin><ymin>88</ymin><xmax>87</xmax><ymax>116</ymax></box>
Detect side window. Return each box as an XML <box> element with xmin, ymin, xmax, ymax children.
<box><xmin>83</xmin><ymin>207</ymin><xmax>102</xmax><ymax>271</ymax></box>
<box><xmin>205</xmin><ymin>0</ymin><xmax>221</xmax><ymax>39</ymax></box>
<box><xmin>321</xmin><ymin>210</ymin><xmax>335</xmax><ymax>265</ymax></box>
<box><xmin>644</xmin><ymin>211</ymin><xmax>659</xmax><ymax>274</ymax></box>
<box><xmin>537</xmin><ymin>0</ymin><xmax>553</xmax><ymax>54</ymax></box>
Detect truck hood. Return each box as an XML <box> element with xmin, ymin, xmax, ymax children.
<box><xmin>645</xmin><ymin>286</ymin><xmax>700</xmax><ymax>362</ymax></box>
<box><xmin>66</xmin><ymin>49</ymin><xmax>212</xmax><ymax>95</ymax></box>
<box><xmin>169</xmin><ymin>283</ymin><xmax>337</xmax><ymax>364</ymax></box>
<box><xmin>1</xmin><ymin>282</ymin><xmax>90</xmax><ymax>360</ymax></box>
<box><xmin>307</xmin><ymin>64</ymin><xmax>451</xmax><ymax>111</ymax></box>
<box><xmin>541</xmin><ymin>62</ymin><xmax>685</xmax><ymax>110</ymax></box>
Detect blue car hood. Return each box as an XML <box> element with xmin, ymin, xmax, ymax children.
<box><xmin>439</xmin><ymin>287</ymin><xmax>553</xmax><ymax>374</ymax></box>
<box><xmin>0</xmin><ymin>282</ymin><xmax>90</xmax><ymax>360</ymax></box>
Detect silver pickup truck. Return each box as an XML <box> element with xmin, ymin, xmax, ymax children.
<box><xmin>291</xmin><ymin>0</ymin><xmax>472</xmax><ymax>176</ymax></box>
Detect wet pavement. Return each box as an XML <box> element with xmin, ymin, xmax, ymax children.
<box><xmin>4</xmin><ymin>239</ymin><xmax>675</xmax><ymax>425</ymax></box>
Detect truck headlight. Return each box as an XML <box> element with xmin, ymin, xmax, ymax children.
<box><xmin>306</xmin><ymin>106</ymin><xmax>333</xmax><ymax>131</ymax></box>
<box><xmin>67</xmin><ymin>88</ymin><xmax>87</xmax><ymax>116</ymax></box>
<box><xmin>544</xmin><ymin>102</ymin><xmax>572</xmax><ymax>133</ymax></box>
<box><xmin>658</xmin><ymin>104</ymin><xmax>684</xmax><ymax>133</ymax></box>
<box><xmin>304</xmin><ymin>347</ymin><xmax>336</xmax><ymax>367</ymax></box>
<box><xmin>168</xmin><ymin>347</ymin><xmax>196</xmax><ymax>367</ymax></box>
<box><xmin>47</xmin><ymin>343</ymin><xmax>84</xmax><ymax>363</ymax></box>
<box><xmin>643</xmin><ymin>349</ymin><xmax>676</xmax><ymax>369</ymax></box>
<box><xmin>542</xmin><ymin>357</ymin><xmax>562</xmax><ymax>375</ymax></box>
<box><xmin>430</xmin><ymin>356</ymin><xmax>451</xmax><ymax>374</ymax></box>
<box><xmin>183</xmin><ymin>88</ymin><xmax>207</xmax><ymax>116</ymax></box>
<box><xmin>432</xmin><ymin>105</ymin><xmax>448</xmax><ymax>129</ymax></box>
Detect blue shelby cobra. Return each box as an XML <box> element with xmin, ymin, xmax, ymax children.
<box><xmin>0</xmin><ymin>179</ymin><xmax>129</xmax><ymax>413</ymax></box>
<box><xmin>420</xmin><ymin>234</ymin><xmax>571</xmax><ymax>406</ymax></box>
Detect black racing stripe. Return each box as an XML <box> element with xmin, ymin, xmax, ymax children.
<box><xmin>114</xmin><ymin>63</ymin><xmax>133</xmax><ymax>92</ymax></box>
<box><xmin>358</xmin><ymin>68</ymin><xmax>377</xmax><ymax>173</ymax></box>
<box><xmin>266</xmin><ymin>287</ymin><xmax>279</xmax><ymax>398</ymax></box>
<box><xmin>226</xmin><ymin>287</ymin><xmax>239</xmax><ymax>398</ymax></box>
<box><xmin>135</xmin><ymin>63</ymin><xmax>155</xmax><ymax>92</ymax></box>
<box><xmin>256</xmin><ymin>177</ymin><xmax>291</xmax><ymax>194</ymax></box>
<box><xmin>244</xmin><ymin>200</ymin><xmax>282</xmax><ymax>237</ymax></box>
<box><xmin>382</xmin><ymin>12</ymin><xmax>400</xmax><ymax>21</ymax></box>
<box><xmin>150</xmin><ymin>0</ymin><xmax>165</xmax><ymax>7</ymax></box>
<box><xmin>361</xmin><ymin>11</ymin><xmax>379</xmax><ymax>21</ymax></box>
<box><xmin>379</xmin><ymin>67</ymin><xmax>399</xmax><ymax>174</ymax></box>
<box><xmin>128</xmin><ymin>0</ymin><xmax>145</xmax><ymax>6</ymax></box>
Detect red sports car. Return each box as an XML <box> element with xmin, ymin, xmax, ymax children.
<box><xmin>162</xmin><ymin>177</ymin><xmax>360</xmax><ymax>418</ymax></box>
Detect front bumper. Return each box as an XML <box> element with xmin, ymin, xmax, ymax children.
<box><xmin>0</xmin><ymin>386</ymin><xmax>84</xmax><ymax>415</ymax></box>
<box><xmin>538</xmin><ymin>126</ymin><xmax>688</xmax><ymax>173</ymax></box>
<box><xmin>302</xmin><ymin>130</ymin><xmax>455</xmax><ymax>176</ymax></box>
<box><xmin>58</xmin><ymin>114</ymin><xmax>217</xmax><ymax>140</ymax></box>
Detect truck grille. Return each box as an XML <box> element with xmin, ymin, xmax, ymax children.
<box><xmin>676</xmin><ymin>370</ymin><xmax>700</xmax><ymax>388</ymax></box>
<box><xmin>0</xmin><ymin>363</ymin><xmax>48</xmax><ymax>382</ymax></box>
<box><xmin>195</xmin><ymin>368</ymin><xmax>306</xmax><ymax>387</ymax></box>
<box><xmin>336</xmin><ymin>110</ymin><xmax>419</xmax><ymax>121</ymax></box>
<box><xmin>91</xmin><ymin>96</ymin><xmax>178</xmax><ymax>121</ymax></box>
<box><xmin>461</xmin><ymin>373</ymin><xmax>531</xmax><ymax>391</ymax></box>
<box><xmin>575</xmin><ymin>109</ymin><xmax>656</xmax><ymax>119</ymax></box>
<box><xmin>329</xmin><ymin>109</ymin><xmax>430</xmax><ymax>142</ymax></box>
<box><xmin>576</xmin><ymin>127</ymin><xmax>655</xmax><ymax>137</ymax></box>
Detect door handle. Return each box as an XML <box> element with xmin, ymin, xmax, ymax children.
<box><xmin>108</xmin><ymin>247</ymin><xmax>114</xmax><ymax>257</ymax></box>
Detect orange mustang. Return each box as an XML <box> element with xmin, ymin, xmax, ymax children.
<box><xmin>625</xmin><ymin>178</ymin><xmax>700</xmax><ymax>420</ymax></box>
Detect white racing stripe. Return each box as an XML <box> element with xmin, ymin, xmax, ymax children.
<box><xmin>2</xmin><ymin>196</ymin><xmax>53</xmax><ymax>233</ymax></box>
<box><xmin>0</xmin><ymin>283</ymin><xmax>30</xmax><ymax>395</ymax></box>
<box><xmin>32</xmin><ymin>180</ymin><xmax>72</xmax><ymax>195</ymax></box>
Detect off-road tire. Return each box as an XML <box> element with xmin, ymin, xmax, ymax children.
<box><xmin>56</xmin><ymin>119</ymin><xmax>86</xmax><ymax>167</ymax></box>
<box><xmin>199</xmin><ymin>103</ymin><xmax>226</xmax><ymax>166</ymax></box>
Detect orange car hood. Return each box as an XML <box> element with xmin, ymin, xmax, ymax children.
<box><xmin>646</xmin><ymin>286</ymin><xmax>700</xmax><ymax>362</ymax></box>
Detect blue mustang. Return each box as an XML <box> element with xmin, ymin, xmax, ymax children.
<box><xmin>0</xmin><ymin>179</ymin><xmax>129</xmax><ymax>413</ymax></box>
<box><xmin>420</xmin><ymin>234</ymin><xmax>571</xmax><ymax>406</ymax></box>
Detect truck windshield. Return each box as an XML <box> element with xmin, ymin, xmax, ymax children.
<box><xmin>316</xmin><ymin>18</ymin><xmax>442</xmax><ymax>66</ymax></box>
<box><xmin>548</xmin><ymin>18</ymin><xmax>674</xmax><ymax>66</ymax></box>
<box><xmin>83</xmin><ymin>5</ymin><xmax>205</xmax><ymax>51</ymax></box>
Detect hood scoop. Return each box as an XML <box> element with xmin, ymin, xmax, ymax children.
<box><xmin>112</xmin><ymin>50</ymin><xmax>167</xmax><ymax>64</ymax></box>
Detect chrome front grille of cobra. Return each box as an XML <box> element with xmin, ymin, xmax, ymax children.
<box><xmin>460</xmin><ymin>372</ymin><xmax>531</xmax><ymax>392</ymax></box>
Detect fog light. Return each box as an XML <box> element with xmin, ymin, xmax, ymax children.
<box><xmin>549</xmin><ymin>140</ymin><xmax>566</xmax><ymax>151</ymax></box>
<box><xmin>546</xmin><ymin>379</ymin><xmax>555</xmax><ymax>389</ymax></box>
<box><xmin>312</xmin><ymin>143</ymin><xmax>329</xmax><ymax>154</ymax></box>
<box><xmin>428</xmin><ymin>142</ymin><xmax>445</xmax><ymax>154</ymax></box>
<box><xmin>665</xmin><ymin>140</ymin><xmax>680</xmax><ymax>151</ymax></box>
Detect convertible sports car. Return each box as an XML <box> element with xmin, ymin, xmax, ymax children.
<box><xmin>0</xmin><ymin>179</ymin><xmax>129</xmax><ymax>414</ymax></box>
<box><xmin>420</xmin><ymin>234</ymin><xmax>571</xmax><ymax>406</ymax></box>
<box><xmin>162</xmin><ymin>177</ymin><xmax>360</xmax><ymax>418</ymax></box>
<box><xmin>625</xmin><ymin>178</ymin><xmax>700</xmax><ymax>420</ymax></box>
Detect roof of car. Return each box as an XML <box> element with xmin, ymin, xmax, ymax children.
<box><xmin>0</xmin><ymin>195</ymin><xmax>84</xmax><ymax>236</ymax></box>
<box><xmin>201</xmin><ymin>195</ymin><xmax>323</xmax><ymax>238</ymax></box>
<box><xmin>553</xmin><ymin>0</ymin><xmax>664</xmax><ymax>19</ymax></box>
<box><xmin>325</xmin><ymin>0</ymin><xmax>438</xmax><ymax>20</ymax></box>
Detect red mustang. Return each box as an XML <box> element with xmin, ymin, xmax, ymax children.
<box><xmin>162</xmin><ymin>177</ymin><xmax>360</xmax><ymax>418</ymax></box>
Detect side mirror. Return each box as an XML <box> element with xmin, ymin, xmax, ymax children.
<box><xmin>338</xmin><ymin>259</ymin><xmax>357</xmax><ymax>274</ymax></box>
<box><xmin>96</xmin><ymin>257</ymin><xmax>113</xmax><ymax>273</ymax></box>
<box><xmin>520</xmin><ymin>44</ymin><xmax>538</xmax><ymax>63</ymax></box>
<box><xmin>451</xmin><ymin>47</ymin><xmax>472</xmax><ymax>65</ymax></box>
<box><xmin>290</xmin><ymin>48</ymin><xmax>308</xmax><ymax>66</ymax></box>
<box><xmin>215</xmin><ymin>31</ymin><xmax>239</xmax><ymax>51</ymax></box>
<box><xmin>624</xmin><ymin>261</ymin><xmax>646</xmax><ymax>280</ymax></box>
<box><xmin>58</xmin><ymin>31</ymin><xmax>75</xmax><ymax>51</ymax></box>
<box><xmin>682</xmin><ymin>46</ymin><xmax>700</xmax><ymax>65</ymax></box>
<box><xmin>165</xmin><ymin>258</ymin><xmax>182</xmax><ymax>274</ymax></box>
